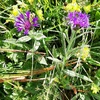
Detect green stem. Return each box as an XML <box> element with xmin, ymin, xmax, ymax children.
<box><xmin>58</xmin><ymin>25</ymin><xmax>66</xmax><ymax>57</ymax></box>
<box><xmin>66</xmin><ymin>29</ymin><xmax>76</xmax><ymax>58</ymax></box>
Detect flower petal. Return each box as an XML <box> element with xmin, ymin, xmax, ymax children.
<box><xmin>26</xmin><ymin>11</ymin><xmax>30</xmax><ymax>20</ymax></box>
<box><xmin>24</xmin><ymin>29</ymin><xmax>29</xmax><ymax>35</ymax></box>
<box><xmin>32</xmin><ymin>17</ymin><xmax>39</xmax><ymax>27</ymax></box>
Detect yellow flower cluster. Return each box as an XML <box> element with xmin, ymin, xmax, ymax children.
<box><xmin>63</xmin><ymin>0</ymin><xmax>80</xmax><ymax>12</ymax></box>
<box><xmin>83</xmin><ymin>5</ymin><xmax>91</xmax><ymax>13</ymax></box>
<box><xmin>11</xmin><ymin>5</ymin><xmax>20</xmax><ymax>17</ymax></box>
<box><xmin>6</xmin><ymin>0</ymin><xmax>28</xmax><ymax>23</ymax></box>
<box><xmin>91</xmin><ymin>83</ymin><xmax>100</xmax><ymax>94</ymax></box>
<box><xmin>36</xmin><ymin>10</ymin><xmax>44</xmax><ymax>20</ymax></box>
<box><xmin>76</xmin><ymin>45</ymin><xmax>90</xmax><ymax>61</ymax></box>
<box><xmin>17</xmin><ymin>0</ymin><xmax>28</xmax><ymax>9</ymax></box>
<box><xmin>28</xmin><ymin>0</ymin><xmax>34</xmax><ymax>5</ymax></box>
<box><xmin>81</xmin><ymin>45</ymin><xmax>90</xmax><ymax>61</ymax></box>
<box><xmin>6</xmin><ymin>5</ymin><xmax>20</xmax><ymax>23</ymax></box>
<box><xmin>63</xmin><ymin>0</ymin><xmax>91</xmax><ymax>13</ymax></box>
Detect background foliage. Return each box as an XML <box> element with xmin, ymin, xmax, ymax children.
<box><xmin>0</xmin><ymin>0</ymin><xmax>100</xmax><ymax>100</ymax></box>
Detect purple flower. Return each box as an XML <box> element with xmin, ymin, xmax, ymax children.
<box><xmin>33</xmin><ymin>17</ymin><xmax>39</xmax><ymax>27</ymax></box>
<box><xmin>67</xmin><ymin>11</ymin><xmax>89</xmax><ymax>28</ymax></box>
<box><xmin>15</xmin><ymin>11</ymin><xmax>39</xmax><ymax>35</ymax></box>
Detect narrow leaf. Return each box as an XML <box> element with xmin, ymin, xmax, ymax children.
<box><xmin>29</xmin><ymin>31</ymin><xmax>46</xmax><ymax>40</ymax></box>
<box><xmin>47</xmin><ymin>57</ymin><xmax>61</xmax><ymax>63</ymax></box>
<box><xmin>33</xmin><ymin>41</ymin><xmax>40</xmax><ymax>52</ymax></box>
<box><xmin>17</xmin><ymin>36</ymin><xmax>31</xmax><ymax>42</ymax></box>
<box><xmin>39</xmin><ymin>57</ymin><xmax>48</xmax><ymax>65</ymax></box>
<box><xmin>64</xmin><ymin>70</ymin><xmax>93</xmax><ymax>82</ymax></box>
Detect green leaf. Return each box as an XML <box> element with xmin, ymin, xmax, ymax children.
<box><xmin>26</xmin><ymin>41</ymin><xmax>40</xmax><ymax>60</ymax></box>
<box><xmin>29</xmin><ymin>31</ymin><xmax>46</xmax><ymax>40</ymax></box>
<box><xmin>7</xmin><ymin>53</ymin><xmax>18</xmax><ymax>63</ymax></box>
<box><xmin>17</xmin><ymin>36</ymin><xmax>31</xmax><ymax>42</ymax></box>
<box><xmin>34</xmin><ymin>33</ymin><xmax>46</xmax><ymax>40</ymax></box>
<box><xmin>3</xmin><ymin>82</ymin><xmax>12</xmax><ymax>94</ymax></box>
<box><xmin>72</xmin><ymin>93</ymin><xmax>90</xmax><ymax>100</ymax></box>
<box><xmin>3</xmin><ymin>82</ymin><xmax>12</xmax><ymax>90</ymax></box>
<box><xmin>71</xmin><ymin>93</ymin><xmax>80</xmax><ymax>100</ymax></box>
<box><xmin>90</xmin><ymin>93</ymin><xmax>100</xmax><ymax>100</ymax></box>
<box><xmin>3</xmin><ymin>38</ymin><xmax>16</xmax><ymax>43</ymax></box>
<box><xmin>95</xmin><ymin>69</ymin><xmax>100</xmax><ymax>78</ymax></box>
<box><xmin>3</xmin><ymin>39</ymin><xmax>23</xmax><ymax>48</ymax></box>
<box><xmin>47</xmin><ymin>57</ymin><xmax>61</xmax><ymax>63</ymax></box>
<box><xmin>39</xmin><ymin>57</ymin><xmax>48</xmax><ymax>65</ymax></box>
<box><xmin>86</xmin><ymin>57</ymin><xmax>100</xmax><ymax>67</ymax></box>
<box><xmin>52</xmin><ymin>45</ymin><xmax>58</xmax><ymax>58</ymax></box>
<box><xmin>79</xmin><ymin>94</ymin><xmax>85</xmax><ymax>100</ymax></box>
<box><xmin>26</xmin><ymin>52</ymin><xmax>32</xmax><ymax>60</ymax></box>
<box><xmin>64</xmin><ymin>70</ymin><xmax>93</xmax><ymax>82</ymax></box>
<box><xmin>95</xmin><ymin>11</ymin><xmax>100</xmax><ymax>20</ymax></box>
<box><xmin>33</xmin><ymin>41</ymin><xmax>40</xmax><ymax>52</ymax></box>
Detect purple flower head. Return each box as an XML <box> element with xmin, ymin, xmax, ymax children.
<box><xmin>33</xmin><ymin>17</ymin><xmax>39</xmax><ymax>27</ymax></box>
<box><xmin>15</xmin><ymin>11</ymin><xmax>39</xmax><ymax>35</ymax></box>
<box><xmin>67</xmin><ymin>11</ymin><xmax>89</xmax><ymax>28</ymax></box>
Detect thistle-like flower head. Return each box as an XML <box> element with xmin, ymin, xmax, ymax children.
<box><xmin>67</xmin><ymin>11</ymin><xmax>89</xmax><ymax>28</ymax></box>
<box><xmin>15</xmin><ymin>11</ymin><xmax>39</xmax><ymax>35</ymax></box>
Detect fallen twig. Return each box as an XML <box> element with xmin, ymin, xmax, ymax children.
<box><xmin>0</xmin><ymin>48</ymin><xmax>46</xmax><ymax>55</ymax></box>
<box><xmin>0</xmin><ymin>66</ymin><xmax>55</xmax><ymax>83</ymax></box>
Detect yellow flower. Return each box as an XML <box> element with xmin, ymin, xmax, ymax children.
<box><xmin>28</xmin><ymin>0</ymin><xmax>34</xmax><ymax>5</ymax></box>
<box><xmin>6</xmin><ymin>0</ymin><xmax>28</xmax><ymax>23</ymax></box>
<box><xmin>76</xmin><ymin>45</ymin><xmax>90</xmax><ymax>61</ymax></box>
<box><xmin>91</xmin><ymin>83</ymin><xmax>100</xmax><ymax>94</ymax></box>
<box><xmin>17</xmin><ymin>0</ymin><xmax>28</xmax><ymax>10</ymax></box>
<box><xmin>36</xmin><ymin>10</ymin><xmax>44</xmax><ymax>20</ymax></box>
<box><xmin>53</xmin><ymin>77</ymin><xmax>60</xmax><ymax>83</ymax></box>
<box><xmin>81</xmin><ymin>45</ymin><xmax>90</xmax><ymax>61</ymax></box>
<box><xmin>6</xmin><ymin>5</ymin><xmax>20</xmax><ymax>23</ymax></box>
<box><xmin>11</xmin><ymin>5</ymin><xmax>19</xmax><ymax>16</ymax></box>
<box><xmin>84</xmin><ymin>5</ymin><xmax>91</xmax><ymax>13</ymax></box>
<box><xmin>6</xmin><ymin>14</ymin><xmax>14</xmax><ymax>23</ymax></box>
<box><xmin>63</xmin><ymin>0</ymin><xmax>80</xmax><ymax>12</ymax></box>
<box><xmin>72</xmin><ymin>0</ymin><xmax>76</xmax><ymax>3</ymax></box>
